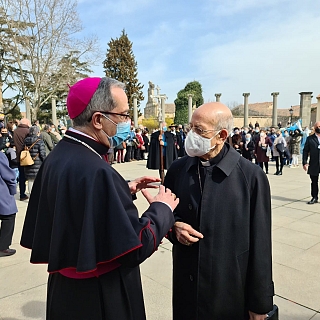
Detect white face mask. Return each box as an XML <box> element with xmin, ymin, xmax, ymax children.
<box><xmin>185</xmin><ymin>129</ymin><xmax>221</xmax><ymax>157</ymax></box>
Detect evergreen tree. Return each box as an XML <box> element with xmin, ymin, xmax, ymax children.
<box><xmin>0</xmin><ymin>6</ymin><xmax>33</xmax><ymax>115</ymax></box>
<box><xmin>174</xmin><ymin>81</ymin><xmax>204</xmax><ymax>125</ymax></box>
<box><xmin>103</xmin><ymin>30</ymin><xmax>144</xmax><ymax>118</ymax></box>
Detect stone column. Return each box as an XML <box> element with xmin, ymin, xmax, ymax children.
<box><xmin>133</xmin><ymin>94</ymin><xmax>138</xmax><ymax>128</ymax></box>
<box><xmin>188</xmin><ymin>94</ymin><xmax>193</xmax><ymax>123</ymax></box>
<box><xmin>52</xmin><ymin>97</ymin><xmax>57</xmax><ymax>126</ymax></box>
<box><xmin>299</xmin><ymin>92</ymin><xmax>313</xmax><ymax>127</ymax></box>
<box><xmin>271</xmin><ymin>92</ymin><xmax>279</xmax><ymax>127</ymax></box>
<box><xmin>215</xmin><ymin>93</ymin><xmax>221</xmax><ymax>102</ymax></box>
<box><xmin>25</xmin><ymin>97</ymin><xmax>31</xmax><ymax>121</ymax></box>
<box><xmin>316</xmin><ymin>95</ymin><xmax>320</xmax><ymax>123</ymax></box>
<box><xmin>242</xmin><ymin>93</ymin><xmax>250</xmax><ymax>127</ymax></box>
<box><xmin>160</xmin><ymin>95</ymin><xmax>167</xmax><ymax>123</ymax></box>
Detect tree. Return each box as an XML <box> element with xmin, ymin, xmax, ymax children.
<box><xmin>37</xmin><ymin>51</ymin><xmax>92</xmax><ymax>122</ymax></box>
<box><xmin>0</xmin><ymin>0</ymin><xmax>99</xmax><ymax>119</ymax></box>
<box><xmin>174</xmin><ymin>81</ymin><xmax>204</xmax><ymax>125</ymax></box>
<box><xmin>103</xmin><ymin>30</ymin><xmax>144</xmax><ymax>118</ymax></box>
<box><xmin>0</xmin><ymin>6</ymin><xmax>33</xmax><ymax>115</ymax></box>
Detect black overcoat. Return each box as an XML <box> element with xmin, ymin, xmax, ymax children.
<box><xmin>147</xmin><ymin>130</ymin><xmax>177</xmax><ymax>170</ymax></box>
<box><xmin>302</xmin><ymin>133</ymin><xmax>320</xmax><ymax>176</ymax></box>
<box><xmin>164</xmin><ymin>145</ymin><xmax>274</xmax><ymax>320</ymax></box>
<box><xmin>20</xmin><ymin>130</ymin><xmax>175</xmax><ymax>319</ymax></box>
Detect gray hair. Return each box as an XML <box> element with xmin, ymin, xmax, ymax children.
<box><xmin>29</xmin><ymin>125</ymin><xmax>40</xmax><ymax>136</ymax></box>
<box><xmin>213</xmin><ymin>113</ymin><xmax>234</xmax><ymax>136</ymax></box>
<box><xmin>72</xmin><ymin>77</ymin><xmax>125</xmax><ymax>127</ymax></box>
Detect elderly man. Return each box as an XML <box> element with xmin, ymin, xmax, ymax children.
<box><xmin>20</xmin><ymin>77</ymin><xmax>179</xmax><ymax>319</ymax></box>
<box><xmin>164</xmin><ymin>102</ymin><xmax>274</xmax><ymax>319</ymax></box>
<box><xmin>303</xmin><ymin>121</ymin><xmax>320</xmax><ymax>204</ymax></box>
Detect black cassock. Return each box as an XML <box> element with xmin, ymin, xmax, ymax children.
<box><xmin>147</xmin><ymin>130</ymin><xmax>177</xmax><ymax>170</ymax></box>
<box><xmin>20</xmin><ymin>130</ymin><xmax>174</xmax><ymax>320</ymax></box>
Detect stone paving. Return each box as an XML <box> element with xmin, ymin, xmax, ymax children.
<box><xmin>1</xmin><ymin>159</ymin><xmax>320</xmax><ymax>319</ymax></box>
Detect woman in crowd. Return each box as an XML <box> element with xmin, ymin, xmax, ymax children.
<box><xmin>255</xmin><ymin>129</ymin><xmax>272</xmax><ymax>174</ymax></box>
<box><xmin>241</xmin><ymin>133</ymin><xmax>255</xmax><ymax>162</ymax></box>
<box><xmin>23</xmin><ymin>126</ymin><xmax>46</xmax><ymax>193</ymax></box>
<box><xmin>283</xmin><ymin>130</ymin><xmax>292</xmax><ymax>166</ymax></box>
<box><xmin>273</xmin><ymin>130</ymin><xmax>287</xmax><ymax>175</ymax></box>
<box><xmin>0</xmin><ymin>152</ymin><xmax>18</xmax><ymax>257</ymax></box>
<box><xmin>291</xmin><ymin>129</ymin><xmax>302</xmax><ymax>167</ymax></box>
<box><xmin>134</xmin><ymin>128</ymin><xmax>144</xmax><ymax>161</ymax></box>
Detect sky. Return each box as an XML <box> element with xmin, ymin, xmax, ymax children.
<box><xmin>76</xmin><ymin>0</ymin><xmax>320</xmax><ymax>111</ymax></box>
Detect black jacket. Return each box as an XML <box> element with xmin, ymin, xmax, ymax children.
<box><xmin>303</xmin><ymin>134</ymin><xmax>320</xmax><ymax>176</ymax></box>
<box><xmin>23</xmin><ymin>135</ymin><xmax>46</xmax><ymax>179</ymax></box>
<box><xmin>164</xmin><ymin>145</ymin><xmax>274</xmax><ymax>319</ymax></box>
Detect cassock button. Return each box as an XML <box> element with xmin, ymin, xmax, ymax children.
<box><xmin>188</xmin><ymin>204</ymin><xmax>192</xmax><ymax>210</ymax></box>
<box><xmin>189</xmin><ymin>275</ymin><xmax>194</xmax><ymax>281</ymax></box>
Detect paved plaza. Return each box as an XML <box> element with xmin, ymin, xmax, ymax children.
<box><xmin>1</xmin><ymin>159</ymin><xmax>320</xmax><ymax>319</ymax></box>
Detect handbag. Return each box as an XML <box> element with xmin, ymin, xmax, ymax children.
<box><xmin>276</xmin><ymin>142</ymin><xmax>285</xmax><ymax>153</ymax></box>
<box><xmin>20</xmin><ymin>139</ymin><xmax>40</xmax><ymax>166</ymax></box>
<box><xmin>141</xmin><ymin>145</ymin><xmax>146</xmax><ymax>151</ymax></box>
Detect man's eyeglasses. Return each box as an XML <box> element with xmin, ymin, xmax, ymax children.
<box><xmin>189</xmin><ymin>124</ymin><xmax>217</xmax><ymax>136</ymax></box>
<box><xmin>88</xmin><ymin>111</ymin><xmax>131</xmax><ymax>122</ymax></box>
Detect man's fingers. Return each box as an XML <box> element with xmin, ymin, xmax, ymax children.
<box><xmin>141</xmin><ymin>189</ymin><xmax>153</xmax><ymax>203</ymax></box>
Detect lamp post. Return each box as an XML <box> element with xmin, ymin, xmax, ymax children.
<box><xmin>289</xmin><ymin>106</ymin><xmax>293</xmax><ymax>125</ymax></box>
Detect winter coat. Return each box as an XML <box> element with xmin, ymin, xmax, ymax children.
<box><xmin>272</xmin><ymin>136</ymin><xmax>287</xmax><ymax>157</ymax></box>
<box><xmin>164</xmin><ymin>145</ymin><xmax>274</xmax><ymax>319</ymax></box>
<box><xmin>255</xmin><ymin>135</ymin><xmax>272</xmax><ymax>163</ymax></box>
<box><xmin>23</xmin><ymin>135</ymin><xmax>46</xmax><ymax>179</ymax></box>
<box><xmin>13</xmin><ymin>124</ymin><xmax>30</xmax><ymax>159</ymax></box>
<box><xmin>291</xmin><ymin>134</ymin><xmax>302</xmax><ymax>155</ymax></box>
<box><xmin>302</xmin><ymin>134</ymin><xmax>320</xmax><ymax>176</ymax></box>
<box><xmin>0</xmin><ymin>152</ymin><xmax>17</xmax><ymax>215</ymax></box>
<box><xmin>40</xmin><ymin>131</ymin><xmax>54</xmax><ymax>155</ymax></box>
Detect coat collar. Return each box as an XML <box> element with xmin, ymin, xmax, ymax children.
<box><xmin>185</xmin><ymin>143</ymin><xmax>241</xmax><ymax>177</ymax></box>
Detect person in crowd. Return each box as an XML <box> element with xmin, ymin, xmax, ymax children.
<box><xmin>115</xmin><ymin>141</ymin><xmax>125</xmax><ymax>163</ymax></box>
<box><xmin>141</xmin><ymin>129</ymin><xmax>150</xmax><ymax>160</ymax></box>
<box><xmin>176</xmin><ymin>124</ymin><xmax>185</xmax><ymax>157</ymax></box>
<box><xmin>23</xmin><ymin>126</ymin><xmax>46</xmax><ymax>193</ymax></box>
<box><xmin>41</xmin><ymin>124</ymin><xmax>55</xmax><ymax>155</ymax></box>
<box><xmin>164</xmin><ymin>102</ymin><xmax>274</xmax><ymax>319</ymax></box>
<box><xmin>231</xmin><ymin>127</ymin><xmax>242</xmax><ymax>154</ymax></box>
<box><xmin>6</xmin><ymin>121</ymin><xmax>15</xmax><ymax>137</ymax></box>
<box><xmin>291</xmin><ymin>129</ymin><xmax>302</xmax><ymax>167</ymax></box>
<box><xmin>303</xmin><ymin>121</ymin><xmax>320</xmax><ymax>204</ymax></box>
<box><xmin>134</xmin><ymin>128</ymin><xmax>144</xmax><ymax>160</ymax></box>
<box><xmin>268</xmin><ymin>127</ymin><xmax>277</xmax><ymax>161</ymax></box>
<box><xmin>0</xmin><ymin>152</ymin><xmax>18</xmax><ymax>257</ymax></box>
<box><xmin>0</xmin><ymin>114</ymin><xmax>5</xmax><ymax>129</ymax></box>
<box><xmin>254</xmin><ymin>121</ymin><xmax>260</xmax><ymax>128</ymax></box>
<box><xmin>273</xmin><ymin>130</ymin><xmax>286</xmax><ymax>175</ymax></box>
<box><xmin>50</xmin><ymin>124</ymin><xmax>62</xmax><ymax>143</ymax></box>
<box><xmin>249</xmin><ymin>121</ymin><xmax>254</xmax><ymax>130</ymax></box>
<box><xmin>241</xmin><ymin>133</ymin><xmax>255</xmax><ymax>161</ymax></box>
<box><xmin>20</xmin><ymin>77</ymin><xmax>179</xmax><ymax>319</ymax></box>
<box><xmin>13</xmin><ymin>118</ymin><xmax>30</xmax><ymax>201</ymax></box>
<box><xmin>0</xmin><ymin>127</ymin><xmax>12</xmax><ymax>152</ymax></box>
<box><xmin>5</xmin><ymin>141</ymin><xmax>19</xmax><ymax>182</ymax></box>
<box><xmin>124</xmin><ymin>126</ymin><xmax>136</xmax><ymax>162</ymax></box>
<box><xmin>147</xmin><ymin>122</ymin><xmax>178</xmax><ymax>179</ymax></box>
<box><xmin>255</xmin><ymin>129</ymin><xmax>272</xmax><ymax>174</ymax></box>
<box><xmin>283</xmin><ymin>130</ymin><xmax>292</xmax><ymax>166</ymax></box>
